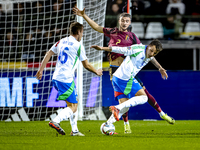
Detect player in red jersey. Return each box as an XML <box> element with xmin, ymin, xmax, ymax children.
<box><xmin>73</xmin><ymin>7</ymin><xmax>175</xmax><ymax>133</ymax></box>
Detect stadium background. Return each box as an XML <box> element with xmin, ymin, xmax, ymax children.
<box><xmin>0</xmin><ymin>0</ymin><xmax>200</xmax><ymax>120</ymax></box>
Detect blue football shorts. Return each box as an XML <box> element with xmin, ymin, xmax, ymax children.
<box><xmin>112</xmin><ymin>76</ymin><xmax>142</xmax><ymax>101</ymax></box>
<box><xmin>52</xmin><ymin>79</ymin><xmax>78</xmax><ymax>103</ymax></box>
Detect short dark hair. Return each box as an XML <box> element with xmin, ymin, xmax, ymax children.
<box><xmin>149</xmin><ymin>39</ymin><xmax>163</xmax><ymax>52</ymax></box>
<box><xmin>118</xmin><ymin>13</ymin><xmax>131</xmax><ymax>20</ymax></box>
<box><xmin>70</xmin><ymin>22</ymin><xmax>84</xmax><ymax>35</ymax></box>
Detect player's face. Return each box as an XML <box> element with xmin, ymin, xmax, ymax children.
<box><xmin>146</xmin><ymin>45</ymin><xmax>159</xmax><ymax>58</ymax></box>
<box><xmin>119</xmin><ymin>17</ymin><xmax>131</xmax><ymax>32</ymax></box>
<box><xmin>77</xmin><ymin>28</ymin><xmax>83</xmax><ymax>42</ymax></box>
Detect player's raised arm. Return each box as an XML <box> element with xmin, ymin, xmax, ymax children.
<box><xmin>35</xmin><ymin>50</ymin><xmax>55</xmax><ymax>80</ymax></box>
<box><xmin>73</xmin><ymin>6</ymin><xmax>103</xmax><ymax>33</ymax></box>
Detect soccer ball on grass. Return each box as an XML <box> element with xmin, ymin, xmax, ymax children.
<box><xmin>100</xmin><ymin>122</ymin><xmax>115</xmax><ymax>135</ymax></box>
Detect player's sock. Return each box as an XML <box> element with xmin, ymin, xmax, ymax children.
<box><xmin>107</xmin><ymin>107</ymin><xmax>129</xmax><ymax>124</ymax></box>
<box><xmin>70</xmin><ymin>110</ymin><xmax>79</xmax><ymax>133</ymax></box>
<box><xmin>145</xmin><ymin>89</ymin><xmax>162</xmax><ymax>113</ymax></box>
<box><xmin>107</xmin><ymin>114</ymin><xmax>116</xmax><ymax>124</ymax></box>
<box><xmin>53</xmin><ymin>107</ymin><xmax>73</xmax><ymax>123</ymax></box>
<box><xmin>122</xmin><ymin>111</ymin><xmax>129</xmax><ymax>124</ymax></box>
<box><xmin>115</xmin><ymin>95</ymin><xmax>147</xmax><ymax>110</ymax></box>
<box><xmin>124</xmin><ymin>121</ymin><xmax>129</xmax><ymax>125</ymax></box>
<box><xmin>159</xmin><ymin>111</ymin><xmax>165</xmax><ymax>117</ymax></box>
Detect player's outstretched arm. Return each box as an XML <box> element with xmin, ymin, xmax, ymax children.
<box><xmin>35</xmin><ymin>50</ymin><xmax>55</xmax><ymax>80</ymax></box>
<box><xmin>91</xmin><ymin>45</ymin><xmax>138</xmax><ymax>55</ymax></box>
<box><xmin>73</xmin><ymin>6</ymin><xmax>104</xmax><ymax>33</ymax></box>
<box><xmin>151</xmin><ymin>57</ymin><xmax>168</xmax><ymax>80</ymax></box>
<box><xmin>81</xmin><ymin>59</ymin><xmax>103</xmax><ymax>76</ymax></box>
<box><xmin>90</xmin><ymin>45</ymin><xmax>112</xmax><ymax>52</ymax></box>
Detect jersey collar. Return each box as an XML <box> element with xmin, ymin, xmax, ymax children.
<box><xmin>69</xmin><ymin>35</ymin><xmax>77</xmax><ymax>41</ymax></box>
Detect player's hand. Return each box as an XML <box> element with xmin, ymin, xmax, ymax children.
<box><xmin>159</xmin><ymin>67</ymin><xmax>168</xmax><ymax>80</ymax></box>
<box><xmin>90</xmin><ymin>45</ymin><xmax>103</xmax><ymax>50</ymax></box>
<box><xmin>96</xmin><ymin>69</ymin><xmax>103</xmax><ymax>76</ymax></box>
<box><xmin>35</xmin><ymin>70</ymin><xmax>43</xmax><ymax>80</ymax></box>
<box><xmin>73</xmin><ymin>6</ymin><xmax>85</xmax><ymax>17</ymax></box>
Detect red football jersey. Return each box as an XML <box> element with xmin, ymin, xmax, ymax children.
<box><xmin>103</xmin><ymin>27</ymin><xmax>141</xmax><ymax>61</ymax></box>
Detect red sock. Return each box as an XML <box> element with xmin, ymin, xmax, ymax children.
<box><xmin>144</xmin><ymin>88</ymin><xmax>162</xmax><ymax>113</ymax></box>
<box><xmin>122</xmin><ymin>111</ymin><xmax>128</xmax><ymax>122</ymax></box>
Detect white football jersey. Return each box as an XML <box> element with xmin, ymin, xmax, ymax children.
<box><xmin>112</xmin><ymin>44</ymin><xmax>154</xmax><ymax>81</ymax></box>
<box><xmin>51</xmin><ymin>36</ymin><xmax>87</xmax><ymax>83</ymax></box>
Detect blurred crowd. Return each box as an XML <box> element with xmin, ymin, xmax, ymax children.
<box><xmin>106</xmin><ymin>0</ymin><xmax>200</xmax><ymax>40</ymax></box>
<box><xmin>0</xmin><ymin>0</ymin><xmax>200</xmax><ymax>63</ymax></box>
<box><xmin>106</xmin><ymin>0</ymin><xmax>200</xmax><ymax>23</ymax></box>
<box><xmin>0</xmin><ymin>0</ymin><xmax>76</xmax><ymax>62</ymax></box>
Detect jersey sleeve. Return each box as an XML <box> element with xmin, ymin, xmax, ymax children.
<box><xmin>79</xmin><ymin>44</ymin><xmax>87</xmax><ymax>61</ymax></box>
<box><xmin>103</xmin><ymin>27</ymin><xmax>113</xmax><ymax>37</ymax></box>
<box><xmin>111</xmin><ymin>44</ymin><xmax>146</xmax><ymax>56</ymax></box>
<box><xmin>131</xmin><ymin>32</ymin><xmax>141</xmax><ymax>44</ymax></box>
<box><xmin>50</xmin><ymin>40</ymin><xmax>60</xmax><ymax>54</ymax></box>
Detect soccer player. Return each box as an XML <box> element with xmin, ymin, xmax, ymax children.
<box><xmin>91</xmin><ymin>39</ymin><xmax>166</xmax><ymax>124</ymax></box>
<box><xmin>35</xmin><ymin>22</ymin><xmax>103</xmax><ymax>136</ymax></box>
<box><xmin>73</xmin><ymin>7</ymin><xmax>175</xmax><ymax>133</ymax></box>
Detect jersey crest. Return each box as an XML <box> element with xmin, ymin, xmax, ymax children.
<box><xmin>127</xmin><ymin>46</ymin><xmax>131</xmax><ymax>50</ymax></box>
<box><xmin>125</xmin><ymin>35</ymin><xmax>129</xmax><ymax>40</ymax></box>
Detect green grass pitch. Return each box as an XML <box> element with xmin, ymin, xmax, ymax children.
<box><xmin>0</xmin><ymin>120</ymin><xmax>200</xmax><ymax>150</ymax></box>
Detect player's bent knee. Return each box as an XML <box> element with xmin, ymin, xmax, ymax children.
<box><xmin>73</xmin><ymin>108</ymin><xmax>78</xmax><ymax>113</ymax></box>
<box><xmin>68</xmin><ymin>106</ymin><xmax>77</xmax><ymax>113</ymax></box>
<box><xmin>66</xmin><ymin>101</ymin><xmax>78</xmax><ymax>113</ymax></box>
<box><xmin>72</xmin><ymin>104</ymin><xmax>78</xmax><ymax>113</ymax></box>
<box><xmin>119</xmin><ymin>98</ymin><xmax>129</xmax><ymax>104</ymax></box>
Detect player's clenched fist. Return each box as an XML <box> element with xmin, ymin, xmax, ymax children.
<box><xmin>35</xmin><ymin>71</ymin><xmax>43</xmax><ymax>80</ymax></box>
<box><xmin>96</xmin><ymin>69</ymin><xmax>103</xmax><ymax>76</ymax></box>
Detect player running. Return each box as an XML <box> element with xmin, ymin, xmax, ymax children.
<box><xmin>91</xmin><ymin>40</ymin><xmax>167</xmax><ymax>124</ymax></box>
<box><xmin>73</xmin><ymin>7</ymin><xmax>175</xmax><ymax>133</ymax></box>
<box><xmin>35</xmin><ymin>22</ymin><xmax>103</xmax><ymax>136</ymax></box>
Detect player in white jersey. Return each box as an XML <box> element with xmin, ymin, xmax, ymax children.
<box><xmin>35</xmin><ymin>22</ymin><xmax>103</xmax><ymax>136</ymax></box>
<box><xmin>91</xmin><ymin>39</ymin><xmax>166</xmax><ymax>123</ymax></box>
<box><xmin>74</xmin><ymin>7</ymin><xmax>175</xmax><ymax>134</ymax></box>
